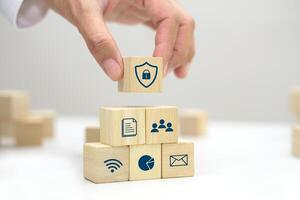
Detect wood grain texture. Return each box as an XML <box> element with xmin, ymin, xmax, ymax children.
<box><xmin>100</xmin><ymin>107</ymin><xmax>145</xmax><ymax>146</ymax></box>
<box><xmin>145</xmin><ymin>106</ymin><xmax>178</xmax><ymax>144</ymax></box>
<box><xmin>129</xmin><ymin>144</ymin><xmax>161</xmax><ymax>181</ymax></box>
<box><xmin>84</xmin><ymin>143</ymin><xmax>129</xmax><ymax>183</ymax></box>
<box><xmin>0</xmin><ymin>90</ymin><xmax>29</xmax><ymax>121</ymax></box>
<box><xmin>85</xmin><ymin>126</ymin><xmax>100</xmax><ymax>143</ymax></box>
<box><xmin>179</xmin><ymin>109</ymin><xmax>208</xmax><ymax>136</ymax></box>
<box><xmin>15</xmin><ymin>115</ymin><xmax>44</xmax><ymax>146</ymax></box>
<box><xmin>162</xmin><ymin>141</ymin><xmax>194</xmax><ymax>178</ymax></box>
<box><xmin>118</xmin><ymin>57</ymin><xmax>163</xmax><ymax>93</ymax></box>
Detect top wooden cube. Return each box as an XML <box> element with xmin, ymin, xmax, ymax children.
<box><xmin>0</xmin><ymin>90</ymin><xmax>29</xmax><ymax>120</ymax></box>
<box><xmin>118</xmin><ymin>57</ymin><xmax>163</xmax><ymax>93</ymax></box>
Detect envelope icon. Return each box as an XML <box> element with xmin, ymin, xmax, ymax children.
<box><xmin>169</xmin><ymin>154</ymin><xmax>188</xmax><ymax>167</ymax></box>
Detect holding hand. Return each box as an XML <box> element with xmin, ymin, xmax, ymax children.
<box><xmin>47</xmin><ymin>0</ymin><xmax>195</xmax><ymax>81</ymax></box>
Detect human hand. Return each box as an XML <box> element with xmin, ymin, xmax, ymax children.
<box><xmin>47</xmin><ymin>0</ymin><xmax>195</xmax><ymax>81</ymax></box>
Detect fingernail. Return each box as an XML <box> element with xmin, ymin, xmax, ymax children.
<box><xmin>102</xmin><ymin>59</ymin><xmax>121</xmax><ymax>81</ymax></box>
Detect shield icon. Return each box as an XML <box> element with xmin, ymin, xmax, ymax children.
<box><xmin>134</xmin><ymin>62</ymin><xmax>158</xmax><ymax>88</ymax></box>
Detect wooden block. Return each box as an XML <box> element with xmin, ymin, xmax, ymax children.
<box><xmin>84</xmin><ymin>143</ymin><xmax>129</xmax><ymax>183</ymax></box>
<box><xmin>15</xmin><ymin>115</ymin><xmax>44</xmax><ymax>146</ymax></box>
<box><xmin>0</xmin><ymin>120</ymin><xmax>14</xmax><ymax>137</ymax></box>
<box><xmin>31</xmin><ymin>110</ymin><xmax>56</xmax><ymax>138</ymax></box>
<box><xmin>0</xmin><ymin>90</ymin><xmax>29</xmax><ymax>121</ymax></box>
<box><xmin>179</xmin><ymin>109</ymin><xmax>208</xmax><ymax>136</ymax></box>
<box><xmin>129</xmin><ymin>144</ymin><xmax>161</xmax><ymax>181</ymax></box>
<box><xmin>145</xmin><ymin>106</ymin><xmax>178</xmax><ymax>144</ymax></box>
<box><xmin>290</xmin><ymin>86</ymin><xmax>300</xmax><ymax>116</ymax></box>
<box><xmin>292</xmin><ymin>126</ymin><xmax>300</xmax><ymax>157</ymax></box>
<box><xmin>118</xmin><ymin>57</ymin><xmax>163</xmax><ymax>93</ymax></box>
<box><xmin>85</xmin><ymin>126</ymin><xmax>100</xmax><ymax>143</ymax></box>
<box><xmin>162</xmin><ymin>141</ymin><xmax>194</xmax><ymax>178</ymax></box>
<box><xmin>100</xmin><ymin>107</ymin><xmax>145</xmax><ymax>146</ymax></box>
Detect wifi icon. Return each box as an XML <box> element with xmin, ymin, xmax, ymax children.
<box><xmin>104</xmin><ymin>159</ymin><xmax>123</xmax><ymax>173</ymax></box>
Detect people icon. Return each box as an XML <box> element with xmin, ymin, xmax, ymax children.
<box><xmin>158</xmin><ymin>119</ymin><xmax>166</xmax><ymax>129</ymax></box>
<box><xmin>165</xmin><ymin>122</ymin><xmax>173</xmax><ymax>132</ymax></box>
<box><xmin>151</xmin><ymin>123</ymin><xmax>159</xmax><ymax>133</ymax></box>
<box><xmin>151</xmin><ymin>119</ymin><xmax>173</xmax><ymax>134</ymax></box>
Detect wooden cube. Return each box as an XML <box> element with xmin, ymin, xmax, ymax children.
<box><xmin>292</xmin><ymin>126</ymin><xmax>300</xmax><ymax>157</ymax></box>
<box><xmin>85</xmin><ymin>126</ymin><xmax>100</xmax><ymax>143</ymax></box>
<box><xmin>118</xmin><ymin>57</ymin><xmax>163</xmax><ymax>93</ymax></box>
<box><xmin>180</xmin><ymin>109</ymin><xmax>208</xmax><ymax>136</ymax></box>
<box><xmin>84</xmin><ymin>143</ymin><xmax>129</xmax><ymax>183</ymax></box>
<box><xmin>0</xmin><ymin>120</ymin><xmax>14</xmax><ymax>137</ymax></box>
<box><xmin>290</xmin><ymin>86</ymin><xmax>300</xmax><ymax>116</ymax></box>
<box><xmin>31</xmin><ymin>110</ymin><xmax>56</xmax><ymax>138</ymax></box>
<box><xmin>15</xmin><ymin>116</ymin><xmax>44</xmax><ymax>146</ymax></box>
<box><xmin>100</xmin><ymin>107</ymin><xmax>145</xmax><ymax>146</ymax></box>
<box><xmin>145</xmin><ymin>106</ymin><xmax>178</xmax><ymax>144</ymax></box>
<box><xmin>162</xmin><ymin>141</ymin><xmax>194</xmax><ymax>178</ymax></box>
<box><xmin>0</xmin><ymin>90</ymin><xmax>29</xmax><ymax>120</ymax></box>
<box><xmin>129</xmin><ymin>144</ymin><xmax>161</xmax><ymax>181</ymax></box>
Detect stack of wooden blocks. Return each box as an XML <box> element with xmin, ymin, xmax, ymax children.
<box><xmin>0</xmin><ymin>90</ymin><xmax>55</xmax><ymax>146</ymax></box>
<box><xmin>84</xmin><ymin>57</ymin><xmax>195</xmax><ymax>183</ymax></box>
<box><xmin>290</xmin><ymin>86</ymin><xmax>300</xmax><ymax>157</ymax></box>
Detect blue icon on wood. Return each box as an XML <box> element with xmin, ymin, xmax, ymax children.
<box><xmin>142</xmin><ymin>69</ymin><xmax>151</xmax><ymax>80</ymax></box>
<box><xmin>135</xmin><ymin>62</ymin><xmax>158</xmax><ymax>88</ymax></box>
<box><xmin>138</xmin><ymin>155</ymin><xmax>155</xmax><ymax>171</ymax></box>
<box><xmin>151</xmin><ymin>119</ymin><xmax>173</xmax><ymax>133</ymax></box>
<box><xmin>121</xmin><ymin>118</ymin><xmax>137</xmax><ymax>137</ymax></box>
<box><xmin>104</xmin><ymin>159</ymin><xmax>123</xmax><ymax>173</ymax></box>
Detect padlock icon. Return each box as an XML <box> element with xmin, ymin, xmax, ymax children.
<box><xmin>142</xmin><ymin>69</ymin><xmax>151</xmax><ymax>80</ymax></box>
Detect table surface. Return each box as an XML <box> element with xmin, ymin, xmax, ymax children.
<box><xmin>0</xmin><ymin>117</ymin><xmax>299</xmax><ymax>200</ymax></box>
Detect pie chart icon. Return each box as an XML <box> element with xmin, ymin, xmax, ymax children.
<box><xmin>138</xmin><ymin>155</ymin><xmax>155</xmax><ymax>171</ymax></box>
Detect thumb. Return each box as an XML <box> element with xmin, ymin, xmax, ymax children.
<box><xmin>76</xmin><ymin>8</ymin><xmax>123</xmax><ymax>81</ymax></box>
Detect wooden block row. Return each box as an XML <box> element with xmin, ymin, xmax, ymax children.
<box><xmin>292</xmin><ymin>126</ymin><xmax>300</xmax><ymax>157</ymax></box>
<box><xmin>84</xmin><ymin>141</ymin><xmax>194</xmax><ymax>183</ymax></box>
<box><xmin>118</xmin><ymin>57</ymin><xmax>163</xmax><ymax>93</ymax></box>
<box><xmin>290</xmin><ymin>86</ymin><xmax>300</xmax><ymax>116</ymax></box>
<box><xmin>85</xmin><ymin>126</ymin><xmax>100</xmax><ymax>143</ymax></box>
<box><xmin>99</xmin><ymin>106</ymin><xmax>178</xmax><ymax>146</ymax></box>
<box><xmin>180</xmin><ymin>109</ymin><xmax>208</xmax><ymax>136</ymax></box>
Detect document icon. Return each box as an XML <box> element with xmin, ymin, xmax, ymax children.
<box><xmin>121</xmin><ymin>118</ymin><xmax>137</xmax><ymax>137</ymax></box>
<box><xmin>169</xmin><ymin>154</ymin><xmax>188</xmax><ymax>167</ymax></box>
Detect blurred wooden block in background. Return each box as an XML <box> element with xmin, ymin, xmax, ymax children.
<box><xmin>290</xmin><ymin>86</ymin><xmax>300</xmax><ymax>117</ymax></box>
<box><xmin>0</xmin><ymin>90</ymin><xmax>29</xmax><ymax>121</ymax></box>
<box><xmin>292</xmin><ymin>125</ymin><xmax>300</xmax><ymax>157</ymax></box>
<box><xmin>85</xmin><ymin>126</ymin><xmax>100</xmax><ymax>143</ymax></box>
<box><xmin>31</xmin><ymin>110</ymin><xmax>56</xmax><ymax>138</ymax></box>
<box><xmin>145</xmin><ymin>106</ymin><xmax>178</xmax><ymax>144</ymax></box>
<box><xmin>129</xmin><ymin>144</ymin><xmax>161</xmax><ymax>181</ymax></box>
<box><xmin>162</xmin><ymin>141</ymin><xmax>194</xmax><ymax>178</ymax></box>
<box><xmin>100</xmin><ymin>107</ymin><xmax>145</xmax><ymax>146</ymax></box>
<box><xmin>118</xmin><ymin>57</ymin><xmax>163</xmax><ymax>93</ymax></box>
<box><xmin>0</xmin><ymin>120</ymin><xmax>14</xmax><ymax>137</ymax></box>
<box><xmin>15</xmin><ymin>115</ymin><xmax>45</xmax><ymax>146</ymax></box>
<box><xmin>84</xmin><ymin>143</ymin><xmax>129</xmax><ymax>183</ymax></box>
<box><xmin>179</xmin><ymin>109</ymin><xmax>208</xmax><ymax>136</ymax></box>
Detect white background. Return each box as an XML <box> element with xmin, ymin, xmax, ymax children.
<box><xmin>1</xmin><ymin>117</ymin><xmax>299</xmax><ymax>200</ymax></box>
<box><xmin>0</xmin><ymin>0</ymin><xmax>300</xmax><ymax>122</ymax></box>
